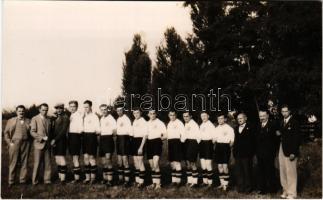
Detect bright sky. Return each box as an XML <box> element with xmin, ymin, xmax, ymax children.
<box><xmin>2</xmin><ymin>1</ymin><xmax>193</xmax><ymax>112</ymax></box>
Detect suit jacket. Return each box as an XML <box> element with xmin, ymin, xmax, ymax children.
<box><xmin>30</xmin><ymin>114</ymin><xmax>52</xmax><ymax>150</ymax></box>
<box><xmin>52</xmin><ymin>114</ymin><xmax>69</xmax><ymax>142</ymax></box>
<box><xmin>280</xmin><ymin>116</ymin><xmax>300</xmax><ymax>157</ymax></box>
<box><xmin>4</xmin><ymin>117</ymin><xmax>31</xmax><ymax>144</ymax></box>
<box><xmin>233</xmin><ymin>123</ymin><xmax>255</xmax><ymax>158</ymax></box>
<box><xmin>256</xmin><ymin>120</ymin><xmax>279</xmax><ymax>158</ymax></box>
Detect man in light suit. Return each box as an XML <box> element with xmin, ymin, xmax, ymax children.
<box><xmin>30</xmin><ymin>103</ymin><xmax>52</xmax><ymax>185</ymax></box>
<box><xmin>4</xmin><ymin>105</ymin><xmax>31</xmax><ymax>187</ymax></box>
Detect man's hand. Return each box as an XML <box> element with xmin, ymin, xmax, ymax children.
<box><xmin>50</xmin><ymin>139</ymin><xmax>55</xmax><ymax>146</ymax></box>
<box><xmin>276</xmin><ymin>130</ymin><xmax>281</xmax><ymax>136</ymax></box>
<box><xmin>43</xmin><ymin>136</ymin><xmax>48</xmax><ymax>141</ymax></box>
<box><xmin>289</xmin><ymin>154</ymin><xmax>296</xmax><ymax>161</ymax></box>
<box><xmin>138</xmin><ymin>148</ymin><xmax>143</xmax><ymax>156</ymax></box>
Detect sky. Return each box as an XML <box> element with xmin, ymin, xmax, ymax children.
<box><xmin>2</xmin><ymin>1</ymin><xmax>193</xmax><ymax>112</ymax></box>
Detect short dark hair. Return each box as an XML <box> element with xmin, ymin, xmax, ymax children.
<box><xmin>132</xmin><ymin>107</ymin><xmax>141</xmax><ymax>112</ymax></box>
<box><xmin>16</xmin><ymin>105</ymin><xmax>26</xmax><ymax>111</ymax></box>
<box><xmin>83</xmin><ymin>100</ymin><xmax>92</xmax><ymax>107</ymax></box>
<box><xmin>200</xmin><ymin>110</ymin><xmax>209</xmax><ymax>115</ymax></box>
<box><xmin>281</xmin><ymin>104</ymin><xmax>290</xmax><ymax>111</ymax></box>
<box><xmin>182</xmin><ymin>111</ymin><xmax>192</xmax><ymax>116</ymax></box>
<box><xmin>39</xmin><ymin>103</ymin><xmax>49</xmax><ymax>109</ymax></box>
<box><xmin>259</xmin><ymin>108</ymin><xmax>269</xmax><ymax>114</ymax></box>
<box><xmin>217</xmin><ymin>112</ymin><xmax>227</xmax><ymax>118</ymax></box>
<box><xmin>69</xmin><ymin>100</ymin><xmax>78</xmax><ymax>107</ymax></box>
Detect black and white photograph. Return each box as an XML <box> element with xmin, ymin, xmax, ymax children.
<box><xmin>1</xmin><ymin>1</ymin><xmax>322</xmax><ymax>199</ymax></box>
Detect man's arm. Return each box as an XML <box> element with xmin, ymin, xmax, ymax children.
<box><xmin>4</xmin><ymin>119</ymin><xmax>13</xmax><ymax>145</ymax></box>
<box><xmin>30</xmin><ymin>118</ymin><xmax>42</xmax><ymax>142</ymax></box>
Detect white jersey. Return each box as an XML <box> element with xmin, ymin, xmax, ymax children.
<box><xmin>116</xmin><ymin>114</ymin><xmax>132</xmax><ymax>136</ymax></box>
<box><xmin>69</xmin><ymin>111</ymin><xmax>84</xmax><ymax>134</ymax></box>
<box><xmin>83</xmin><ymin>112</ymin><xmax>100</xmax><ymax>133</ymax></box>
<box><xmin>147</xmin><ymin>118</ymin><xmax>166</xmax><ymax>140</ymax></box>
<box><xmin>182</xmin><ymin>119</ymin><xmax>200</xmax><ymax>143</ymax></box>
<box><xmin>166</xmin><ymin>119</ymin><xmax>185</xmax><ymax>140</ymax></box>
<box><xmin>214</xmin><ymin>123</ymin><xmax>235</xmax><ymax>144</ymax></box>
<box><xmin>100</xmin><ymin>114</ymin><xmax>116</xmax><ymax>136</ymax></box>
<box><xmin>199</xmin><ymin>120</ymin><xmax>216</xmax><ymax>141</ymax></box>
<box><xmin>132</xmin><ymin>117</ymin><xmax>148</xmax><ymax>138</ymax></box>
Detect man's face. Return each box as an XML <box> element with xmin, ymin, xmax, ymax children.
<box><xmin>201</xmin><ymin>113</ymin><xmax>209</xmax><ymax>122</ymax></box>
<box><xmin>281</xmin><ymin>107</ymin><xmax>290</xmax><ymax>118</ymax></box>
<box><xmin>133</xmin><ymin>110</ymin><xmax>141</xmax><ymax>119</ymax></box>
<box><xmin>100</xmin><ymin>106</ymin><xmax>108</xmax><ymax>116</ymax></box>
<box><xmin>39</xmin><ymin>106</ymin><xmax>48</xmax><ymax>116</ymax></box>
<box><xmin>117</xmin><ymin>108</ymin><xmax>124</xmax><ymax>117</ymax></box>
<box><xmin>217</xmin><ymin>116</ymin><xmax>225</xmax><ymax>125</ymax></box>
<box><xmin>183</xmin><ymin>113</ymin><xmax>191</xmax><ymax>123</ymax></box>
<box><xmin>69</xmin><ymin>103</ymin><xmax>78</xmax><ymax>113</ymax></box>
<box><xmin>56</xmin><ymin>107</ymin><xmax>64</xmax><ymax>115</ymax></box>
<box><xmin>168</xmin><ymin>112</ymin><xmax>176</xmax><ymax>121</ymax></box>
<box><xmin>16</xmin><ymin>108</ymin><xmax>25</xmax><ymax>119</ymax></box>
<box><xmin>237</xmin><ymin>114</ymin><xmax>247</xmax><ymax>125</ymax></box>
<box><xmin>259</xmin><ymin>111</ymin><xmax>269</xmax><ymax>123</ymax></box>
<box><xmin>148</xmin><ymin>110</ymin><xmax>157</xmax><ymax>120</ymax></box>
<box><xmin>83</xmin><ymin>103</ymin><xmax>91</xmax><ymax>114</ymax></box>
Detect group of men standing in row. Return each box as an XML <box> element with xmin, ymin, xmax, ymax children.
<box><xmin>4</xmin><ymin>100</ymin><xmax>300</xmax><ymax>199</ymax></box>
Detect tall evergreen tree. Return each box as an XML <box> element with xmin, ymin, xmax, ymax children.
<box><xmin>121</xmin><ymin>34</ymin><xmax>152</xmax><ymax>110</ymax></box>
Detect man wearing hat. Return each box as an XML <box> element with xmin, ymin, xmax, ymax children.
<box><xmin>51</xmin><ymin>103</ymin><xmax>70</xmax><ymax>183</ymax></box>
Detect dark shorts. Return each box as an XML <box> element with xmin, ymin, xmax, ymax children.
<box><xmin>168</xmin><ymin>139</ymin><xmax>182</xmax><ymax>162</ymax></box>
<box><xmin>82</xmin><ymin>133</ymin><xmax>98</xmax><ymax>156</ymax></box>
<box><xmin>131</xmin><ymin>137</ymin><xmax>145</xmax><ymax>156</ymax></box>
<box><xmin>116</xmin><ymin>135</ymin><xmax>130</xmax><ymax>156</ymax></box>
<box><xmin>99</xmin><ymin>135</ymin><xmax>115</xmax><ymax>156</ymax></box>
<box><xmin>215</xmin><ymin>143</ymin><xmax>231</xmax><ymax>164</ymax></box>
<box><xmin>184</xmin><ymin>139</ymin><xmax>199</xmax><ymax>162</ymax></box>
<box><xmin>147</xmin><ymin>138</ymin><xmax>162</xmax><ymax>160</ymax></box>
<box><xmin>53</xmin><ymin>135</ymin><xmax>67</xmax><ymax>156</ymax></box>
<box><xmin>199</xmin><ymin>140</ymin><xmax>214</xmax><ymax>159</ymax></box>
<box><xmin>68</xmin><ymin>132</ymin><xmax>82</xmax><ymax>156</ymax></box>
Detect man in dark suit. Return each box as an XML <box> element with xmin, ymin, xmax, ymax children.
<box><xmin>51</xmin><ymin>103</ymin><xmax>70</xmax><ymax>183</ymax></box>
<box><xmin>233</xmin><ymin>112</ymin><xmax>255</xmax><ymax>193</ymax></box>
<box><xmin>278</xmin><ymin>104</ymin><xmax>300</xmax><ymax>199</ymax></box>
<box><xmin>256</xmin><ymin>109</ymin><xmax>279</xmax><ymax>194</ymax></box>
<box><xmin>30</xmin><ymin>103</ymin><xmax>52</xmax><ymax>185</ymax></box>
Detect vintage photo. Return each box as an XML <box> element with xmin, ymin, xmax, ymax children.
<box><xmin>1</xmin><ymin>1</ymin><xmax>322</xmax><ymax>199</ymax></box>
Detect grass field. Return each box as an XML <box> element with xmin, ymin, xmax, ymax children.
<box><xmin>1</xmin><ymin>134</ymin><xmax>322</xmax><ymax>199</ymax></box>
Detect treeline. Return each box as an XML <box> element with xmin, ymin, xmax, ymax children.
<box><xmin>118</xmin><ymin>1</ymin><xmax>322</xmax><ymax>122</ymax></box>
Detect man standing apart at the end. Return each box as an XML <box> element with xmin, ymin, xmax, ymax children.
<box><xmin>278</xmin><ymin>104</ymin><xmax>300</xmax><ymax>199</ymax></box>
<box><xmin>4</xmin><ymin>105</ymin><xmax>31</xmax><ymax>187</ymax></box>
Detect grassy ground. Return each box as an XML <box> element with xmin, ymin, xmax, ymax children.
<box><xmin>1</xmin><ymin>135</ymin><xmax>321</xmax><ymax>199</ymax></box>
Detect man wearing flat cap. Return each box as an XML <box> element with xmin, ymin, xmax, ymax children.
<box><xmin>51</xmin><ymin>103</ymin><xmax>70</xmax><ymax>183</ymax></box>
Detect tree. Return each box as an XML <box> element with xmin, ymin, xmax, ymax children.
<box><xmin>121</xmin><ymin>34</ymin><xmax>152</xmax><ymax>110</ymax></box>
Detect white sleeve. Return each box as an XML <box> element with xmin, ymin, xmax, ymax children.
<box><xmin>95</xmin><ymin>115</ymin><xmax>101</xmax><ymax>134</ymax></box>
<box><xmin>229</xmin><ymin>126</ymin><xmax>235</xmax><ymax>143</ymax></box>
<box><xmin>126</xmin><ymin>117</ymin><xmax>132</xmax><ymax>135</ymax></box>
<box><xmin>179</xmin><ymin>122</ymin><xmax>185</xmax><ymax>141</ymax></box>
